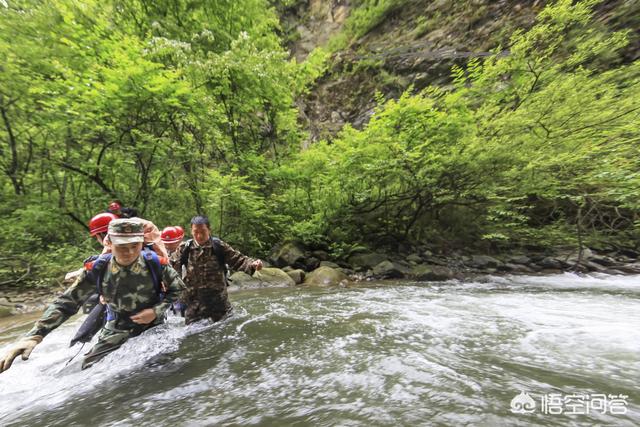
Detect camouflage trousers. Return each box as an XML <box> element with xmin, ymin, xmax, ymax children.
<box><xmin>183</xmin><ymin>287</ymin><xmax>232</xmax><ymax>325</ymax></box>
<box><xmin>81</xmin><ymin>321</ymin><xmax>155</xmax><ymax>369</ymax></box>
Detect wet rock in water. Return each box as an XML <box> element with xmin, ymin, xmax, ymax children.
<box><xmin>229</xmin><ymin>271</ymin><xmax>262</xmax><ymax>288</ymax></box>
<box><xmin>539</xmin><ymin>257</ymin><xmax>564</xmax><ymax>270</ymax></box>
<box><xmin>410</xmin><ymin>264</ymin><xmax>455</xmax><ymax>281</ymax></box>
<box><xmin>286</xmin><ymin>269</ymin><xmax>306</xmax><ymax>285</ymax></box>
<box><xmin>502</xmin><ymin>263</ymin><xmax>534</xmax><ymax>274</ymax></box>
<box><xmin>270</xmin><ymin>241</ymin><xmax>306</xmax><ymax>268</ymax></box>
<box><xmin>348</xmin><ymin>252</ymin><xmax>389</xmax><ymax>270</ymax></box>
<box><xmin>229</xmin><ymin>268</ymin><xmax>295</xmax><ymax>288</ymax></box>
<box><xmin>469</xmin><ymin>255</ymin><xmax>502</xmax><ymax>269</ymax></box>
<box><xmin>372</xmin><ymin>261</ymin><xmax>407</xmax><ymax>279</ymax></box>
<box><xmin>254</xmin><ymin>268</ymin><xmax>296</xmax><ymax>287</ymax></box>
<box><xmin>304</xmin><ymin>266</ymin><xmax>349</xmax><ymax>286</ymax></box>
<box><xmin>508</xmin><ymin>255</ymin><xmax>531</xmax><ymax>265</ymax></box>
<box><xmin>0</xmin><ymin>306</ymin><xmax>13</xmax><ymax>318</ymax></box>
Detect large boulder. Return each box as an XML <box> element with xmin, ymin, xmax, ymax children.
<box><xmin>270</xmin><ymin>241</ymin><xmax>306</xmax><ymax>268</ymax></box>
<box><xmin>286</xmin><ymin>269</ymin><xmax>306</xmax><ymax>285</ymax></box>
<box><xmin>348</xmin><ymin>252</ymin><xmax>388</xmax><ymax>270</ymax></box>
<box><xmin>229</xmin><ymin>271</ymin><xmax>261</xmax><ymax>288</ymax></box>
<box><xmin>254</xmin><ymin>268</ymin><xmax>296</xmax><ymax>287</ymax></box>
<box><xmin>304</xmin><ymin>266</ymin><xmax>349</xmax><ymax>287</ymax></box>
<box><xmin>372</xmin><ymin>261</ymin><xmax>407</xmax><ymax>279</ymax></box>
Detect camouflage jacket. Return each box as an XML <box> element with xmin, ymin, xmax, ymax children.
<box><xmin>170</xmin><ymin>238</ymin><xmax>256</xmax><ymax>292</ymax></box>
<box><xmin>26</xmin><ymin>255</ymin><xmax>184</xmax><ymax>337</ymax></box>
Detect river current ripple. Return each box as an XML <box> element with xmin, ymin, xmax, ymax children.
<box><xmin>0</xmin><ymin>273</ymin><xmax>638</xmax><ymax>426</ymax></box>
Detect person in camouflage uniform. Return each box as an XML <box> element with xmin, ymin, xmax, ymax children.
<box><xmin>171</xmin><ymin>215</ymin><xmax>263</xmax><ymax>324</ymax></box>
<box><xmin>0</xmin><ymin>219</ymin><xmax>185</xmax><ymax>373</ymax></box>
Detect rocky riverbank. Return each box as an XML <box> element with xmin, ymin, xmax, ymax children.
<box><xmin>2</xmin><ymin>242</ymin><xmax>638</xmax><ymax>317</ymax></box>
<box><xmin>249</xmin><ymin>241</ymin><xmax>640</xmax><ymax>287</ymax></box>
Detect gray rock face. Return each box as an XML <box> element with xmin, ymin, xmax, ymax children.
<box><xmin>304</xmin><ymin>266</ymin><xmax>349</xmax><ymax>286</ymax></box>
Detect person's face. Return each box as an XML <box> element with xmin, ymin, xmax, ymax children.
<box><xmin>112</xmin><ymin>242</ymin><xmax>143</xmax><ymax>266</ymax></box>
<box><xmin>165</xmin><ymin>241</ymin><xmax>180</xmax><ymax>252</ymax></box>
<box><xmin>191</xmin><ymin>224</ymin><xmax>210</xmax><ymax>246</ymax></box>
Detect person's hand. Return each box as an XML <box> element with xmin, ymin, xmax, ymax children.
<box><xmin>251</xmin><ymin>259</ymin><xmax>263</xmax><ymax>271</ymax></box>
<box><xmin>0</xmin><ymin>335</ymin><xmax>43</xmax><ymax>373</ymax></box>
<box><xmin>130</xmin><ymin>308</ymin><xmax>157</xmax><ymax>325</ymax></box>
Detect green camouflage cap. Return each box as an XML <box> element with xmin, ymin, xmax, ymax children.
<box><xmin>108</xmin><ymin>218</ymin><xmax>145</xmax><ymax>245</ymax></box>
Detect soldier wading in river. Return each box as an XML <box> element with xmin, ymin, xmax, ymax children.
<box><xmin>171</xmin><ymin>215</ymin><xmax>263</xmax><ymax>324</ymax></box>
<box><xmin>0</xmin><ymin>218</ymin><xmax>185</xmax><ymax>372</ymax></box>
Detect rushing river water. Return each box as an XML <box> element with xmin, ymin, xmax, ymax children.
<box><xmin>0</xmin><ymin>273</ymin><xmax>639</xmax><ymax>426</ymax></box>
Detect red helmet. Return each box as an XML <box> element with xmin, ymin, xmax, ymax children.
<box><xmin>161</xmin><ymin>226</ymin><xmax>184</xmax><ymax>244</ymax></box>
<box><xmin>108</xmin><ymin>201</ymin><xmax>122</xmax><ymax>213</ymax></box>
<box><xmin>89</xmin><ymin>212</ymin><xmax>118</xmax><ymax>236</ymax></box>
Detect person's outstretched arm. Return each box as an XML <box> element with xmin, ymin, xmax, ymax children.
<box><xmin>0</xmin><ymin>269</ymin><xmax>95</xmax><ymax>372</ymax></box>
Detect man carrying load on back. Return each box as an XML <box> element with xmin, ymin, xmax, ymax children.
<box><xmin>0</xmin><ymin>218</ymin><xmax>185</xmax><ymax>372</ymax></box>
<box><xmin>171</xmin><ymin>215</ymin><xmax>263</xmax><ymax>324</ymax></box>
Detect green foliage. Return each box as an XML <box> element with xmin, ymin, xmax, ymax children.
<box><xmin>0</xmin><ymin>0</ymin><xmax>638</xmax><ymax>288</ymax></box>
<box><xmin>0</xmin><ymin>0</ymin><xmax>301</xmax><ymax>285</ymax></box>
<box><xmin>274</xmin><ymin>0</ymin><xmax>639</xmax><ymax>251</ymax></box>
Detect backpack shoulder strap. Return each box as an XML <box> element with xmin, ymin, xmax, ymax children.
<box><xmin>85</xmin><ymin>253</ymin><xmax>112</xmax><ymax>295</ymax></box>
<box><xmin>141</xmin><ymin>249</ymin><xmax>163</xmax><ymax>297</ymax></box>
<box><xmin>179</xmin><ymin>239</ymin><xmax>193</xmax><ymax>268</ymax></box>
